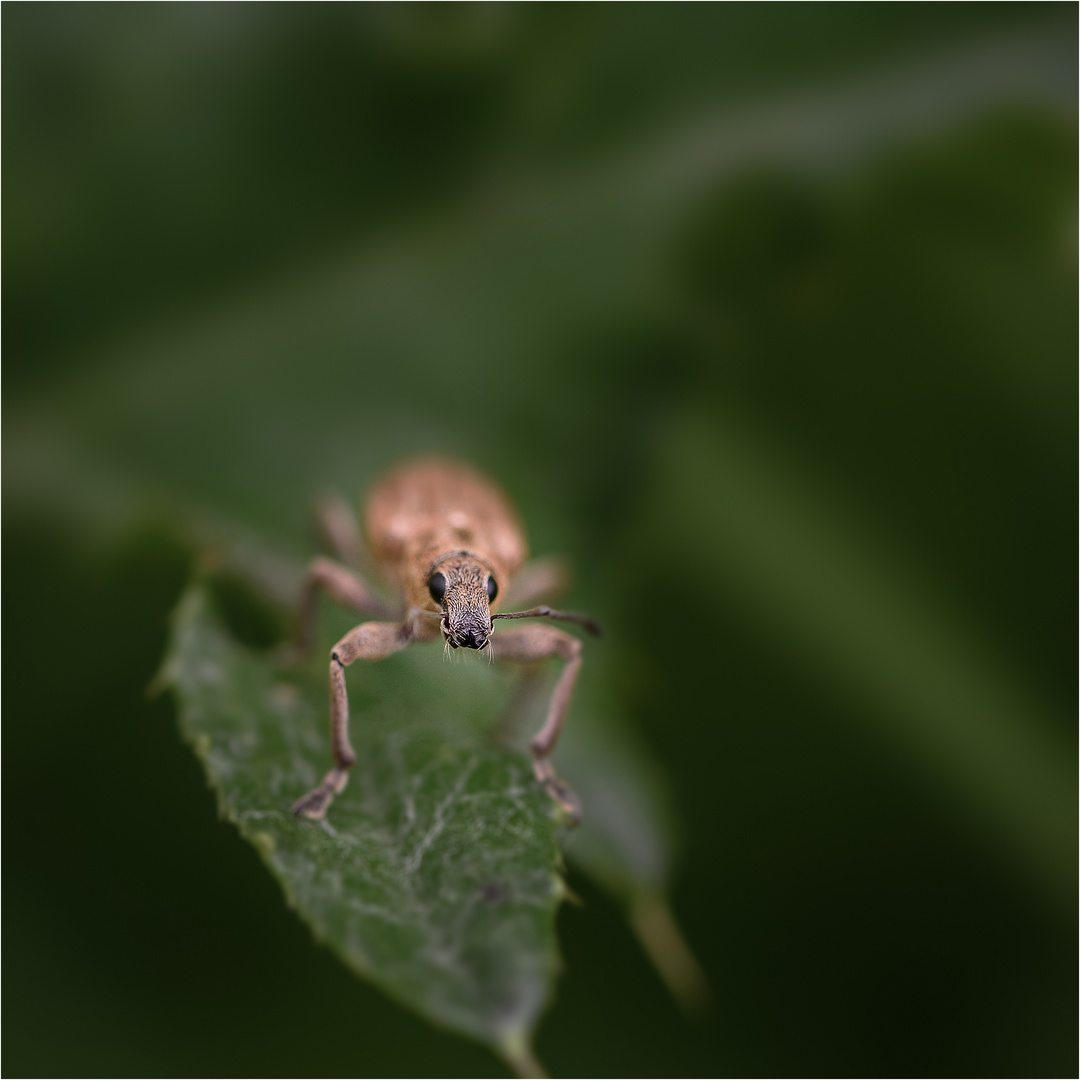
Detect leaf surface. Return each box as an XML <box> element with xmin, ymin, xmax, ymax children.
<box><xmin>165</xmin><ymin>581</ymin><xmax>563</xmax><ymax>1067</ymax></box>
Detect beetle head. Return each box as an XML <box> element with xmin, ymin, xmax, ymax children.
<box><xmin>427</xmin><ymin>552</ymin><xmax>499</xmax><ymax>651</ymax></box>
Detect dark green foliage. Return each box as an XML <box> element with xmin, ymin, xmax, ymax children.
<box><xmin>5</xmin><ymin>5</ymin><xmax>1076</xmax><ymax>1076</ymax></box>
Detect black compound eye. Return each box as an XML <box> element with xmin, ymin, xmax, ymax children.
<box><xmin>428</xmin><ymin>572</ymin><xmax>447</xmax><ymax>603</ymax></box>
<box><xmin>485</xmin><ymin>576</ymin><xmax>498</xmax><ymax>603</ymax></box>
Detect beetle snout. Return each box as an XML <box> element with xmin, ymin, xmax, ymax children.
<box><xmin>445</xmin><ymin>627</ymin><xmax>488</xmax><ymax>650</ymax></box>
<box><xmin>457</xmin><ymin>628</ymin><xmax>488</xmax><ymax>650</ymax></box>
<box><xmin>442</xmin><ymin>618</ymin><xmax>490</xmax><ymax>651</ymax></box>
<box><xmin>439</xmin><ymin>578</ymin><xmax>493</xmax><ymax>651</ymax></box>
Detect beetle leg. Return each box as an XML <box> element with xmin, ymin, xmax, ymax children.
<box><xmin>312</xmin><ymin>492</ymin><xmax>362</xmax><ymax>568</ymax></box>
<box><xmin>489</xmin><ymin>623</ymin><xmax>584</xmax><ymax>824</ymax></box>
<box><xmin>503</xmin><ymin>556</ymin><xmax>570</xmax><ymax>609</ymax></box>
<box><xmin>292</xmin><ymin>620</ymin><xmax>412</xmax><ymax>820</ymax></box>
<box><xmin>293</xmin><ymin>557</ymin><xmax>397</xmax><ymax>653</ymax></box>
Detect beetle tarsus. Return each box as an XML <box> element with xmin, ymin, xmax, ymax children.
<box><xmin>533</xmin><ymin>757</ymin><xmax>582</xmax><ymax>827</ymax></box>
<box><xmin>292</xmin><ymin>767</ymin><xmax>349</xmax><ymax>820</ymax></box>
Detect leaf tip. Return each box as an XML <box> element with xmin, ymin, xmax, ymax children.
<box><xmin>629</xmin><ymin>891</ymin><xmax>715</xmax><ymax>1022</ymax></box>
<box><xmin>498</xmin><ymin>1032</ymin><xmax>548</xmax><ymax>1079</ymax></box>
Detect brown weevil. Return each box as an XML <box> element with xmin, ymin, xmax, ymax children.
<box><xmin>291</xmin><ymin>457</ymin><xmax>600</xmax><ymax>824</ymax></box>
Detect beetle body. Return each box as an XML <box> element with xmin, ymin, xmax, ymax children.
<box><xmin>365</xmin><ymin>459</ymin><xmax>526</xmax><ymax>649</ymax></box>
<box><xmin>291</xmin><ymin>456</ymin><xmax>597</xmax><ymax>822</ymax></box>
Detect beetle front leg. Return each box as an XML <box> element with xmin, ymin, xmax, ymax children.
<box><xmin>489</xmin><ymin>623</ymin><xmax>584</xmax><ymax>824</ymax></box>
<box><xmin>292</xmin><ymin>620</ymin><xmax>412</xmax><ymax>820</ymax></box>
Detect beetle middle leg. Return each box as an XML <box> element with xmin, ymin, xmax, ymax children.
<box><xmin>489</xmin><ymin>623</ymin><xmax>583</xmax><ymax>824</ymax></box>
<box><xmin>293</xmin><ymin>557</ymin><xmax>397</xmax><ymax>654</ymax></box>
<box><xmin>503</xmin><ymin>556</ymin><xmax>569</xmax><ymax>609</ymax></box>
<box><xmin>291</xmin><ymin>494</ymin><xmax>397</xmax><ymax>655</ymax></box>
<box><xmin>292</xmin><ymin>620</ymin><xmax>412</xmax><ymax>820</ymax></box>
<box><xmin>311</xmin><ymin>492</ymin><xmax>363</xmax><ymax>568</ymax></box>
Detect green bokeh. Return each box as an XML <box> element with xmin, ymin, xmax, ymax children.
<box><xmin>4</xmin><ymin>6</ymin><xmax>1076</xmax><ymax>1076</ymax></box>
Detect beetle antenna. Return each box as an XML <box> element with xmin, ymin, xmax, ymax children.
<box><xmin>492</xmin><ymin>605</ymin><xmax>602</xmax><ymax>637</ymax></box>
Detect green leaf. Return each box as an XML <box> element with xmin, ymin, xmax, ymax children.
<box><xmin>164</xmin><ymin>580</ymin><xmax>564</xmax><ymax>1073</ymax></box>
<box><xmin>191</xmin><ymin>534</ymin><xmax>703</xmax><ymax>1019</ymax></box>
<box><xmin>416</xmin><ymin>607</ymin><xmax>709</xmax><ymax>1015</ymax></box>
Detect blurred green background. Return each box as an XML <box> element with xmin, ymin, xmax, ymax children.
<box><xmin>4</xmin><ymin>4</ymin><xmax>1076</xmax><ymax>1077</ymax></box>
